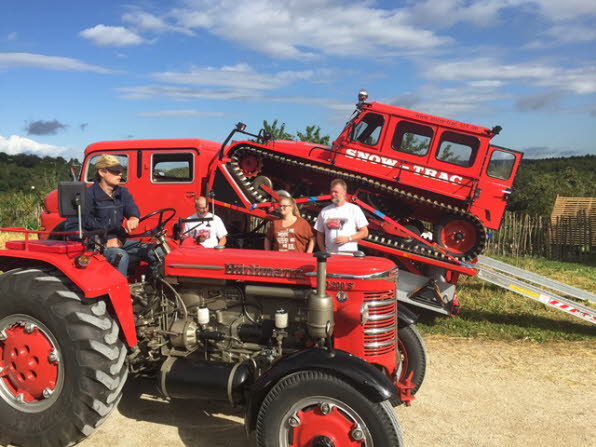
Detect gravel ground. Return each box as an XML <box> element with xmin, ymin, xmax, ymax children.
<box><xmin>17</xmin><ymin>336</ymin><xmax>596</xmax><ymax>447</ymax></box>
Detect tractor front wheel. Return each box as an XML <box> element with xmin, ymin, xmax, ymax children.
<box><xmin>0</xmin><ymin>268</ymin><xmax>128</xmax><ymax>447</ymax></box>
<box><xmin>256</xmin><ymin>370</ymin><xmax>403</xmax><ymax>447</ymax></box>
<box><xmin>392</xmin><ymin>324</ymin><xmax>427</xmax><ymax>406</ymax></box>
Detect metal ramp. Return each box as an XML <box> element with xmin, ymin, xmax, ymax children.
<box><xmin>476</xmin><ymin>255</ymin><xmax>596</xmax><ymax>325</ymax></box>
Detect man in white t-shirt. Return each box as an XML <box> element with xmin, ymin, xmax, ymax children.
<box><xmin>314</xmin><ymin>179</ymin><xmax>369</xmax><ymax>254</ymax></box>
<box><xmin>183</xmin><ymin>196</ymin><xmax>228</xmax><ymax>248</ymax></box>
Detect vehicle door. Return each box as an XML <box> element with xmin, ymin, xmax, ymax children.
<box><xmin>472</xmin><ymin>146</ymin><xmax>523</xmax><ymax>229</ymax></box>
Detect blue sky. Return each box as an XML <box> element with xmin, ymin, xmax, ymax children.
<box><xmin>1</xmin><ymin>0</ymin><xmax>595</xmax><ymax>161</ymax></box>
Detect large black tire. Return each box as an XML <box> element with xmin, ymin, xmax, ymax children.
<box><xmin>390</xmin><ymin>324</ymin><xmax>427</xmax><ymax>407</ymax></box>
<box><xmin>0</xmin><ymin>268</ymin><xmax>128</xmax><ymax>447</ymax></box>
<box><xmin>255</xmin><ymin>370</ymin><xmax>404</xmax><ymax>447</ymax></box>
<box><xmin>398</xmin><ymin>324</ymin><xmax>427</xmax><ymax>395</ymax></box>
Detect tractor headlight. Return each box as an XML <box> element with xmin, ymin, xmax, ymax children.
<box><xmin>74</xmin><ymin>254</ymin><xmax>90</xmax><ymax>269</ymax></box>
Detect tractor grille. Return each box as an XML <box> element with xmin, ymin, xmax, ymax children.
<box><xmin>363</xmin><ymin>290</ymin><xmax>397</xmax><ymax>357</ymax></box>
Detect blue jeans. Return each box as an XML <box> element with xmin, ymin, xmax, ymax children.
<box><xmin>104</xmin><ymin>240</ymin><xmax>161</xmax><ymax>278</ymax></box>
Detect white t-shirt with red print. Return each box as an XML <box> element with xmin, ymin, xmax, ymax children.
<box><xmin>183</xmin><ymin>213</ymin><xmax>228</xmax><ymax>248</ymax></box>
<box><xmin>314</xmin><ymin>202</ymin><xmax>368</xmax><ymax>254</ymax></box>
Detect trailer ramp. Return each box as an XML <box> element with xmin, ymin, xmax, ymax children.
<box><xmin>476</xmin><ymin>255</ymin><xmax>596</xmax><ymax>325</ymax></box>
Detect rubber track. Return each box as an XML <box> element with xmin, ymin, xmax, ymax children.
<box><xmin>228</xmin><ymin>146</ymin><xmax>486</xmax><ymax>262</ymax></box>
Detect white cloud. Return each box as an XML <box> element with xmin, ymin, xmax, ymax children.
<box><xmin>424</xmin><ymin>58</ymin><xmax>596</xmax><ymax>94</ymax></box>
<box><xmin>0</xmin><ymin>135</ymin><xmax>67</xmax><ymax>156</ymax></box>
<box><xmin>122</xmin><ymin>10</ymin><xmax>194</xmax><ymax>36</ymax></box>
<box><xmin>151</xmin><ymin>63</ymin><xmax>321</xmax><ymax>90</ymax></box>
<box><xmin>80</xmin><ymin>25</ymin><xmax>145</xmax><ymax>47</ymax></box>
<box><xmin>403</xmin><ymin>0</ymin><xmax>512</xmax><ymax>28</ymax></box>
<box><xmin>138</xmin><ymin>110</ymin><xmax>224</xmax><ymax>117</ymax></box>
<box><xmin>528</xmin><ymin>0</ymin><xmax>596</xmax><ymax>21</ymax></box>
<box><xmin>168</xmin><ymin>0</ymin><xmax>450</xmax><ymax>59</ymax></box>
<box><xmin>0</xmin><ymin>52</ymin><xmax>115</xmax><ymax>73</ymax></box>
<box><xmin>545</xmin><ymin>23</ymin><xmax>596</xmax><ymax>43</ymax></box>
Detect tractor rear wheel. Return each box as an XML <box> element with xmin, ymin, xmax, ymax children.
<box><xmin>255</xmin><ymin>370</ymin><xmax>403</xmax><ymax>447</ymax></box>
<box><xmin>0</xmin><ymin>268</ymin><xmax>128</xmax><ymax>447</ymax></box>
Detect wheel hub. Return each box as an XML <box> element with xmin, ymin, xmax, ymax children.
<box><xmin>312</xmin><ymin>436</ymin><xmax>334</xmax><ymax>447</ymax></box>
<box><xmin>440</xmin><ymin>219</ymin><xmax>477</xmax><ymax>255</ymax></box>
<box><xmin>0</xmin><ymin>316</ymin><xmax>62</xmax><ymax>412</ymax></box>
<box><xmin>288</xmin><ymin>403</ymin><xmax>364</xmax><ymax>446</ymax></box>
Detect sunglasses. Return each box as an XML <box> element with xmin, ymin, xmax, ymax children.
<box><xmin>106</xmin><ymin>168</ymin><xmax>124</xmax><ymax>175</ymax></box>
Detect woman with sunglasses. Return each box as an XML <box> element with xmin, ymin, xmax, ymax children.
<box><xmin>264</xmin><ymin>196</ymin><xmax>314</xmax><ymax>253</ymax></box>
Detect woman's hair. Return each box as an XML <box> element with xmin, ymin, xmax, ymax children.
<box><xmin>280</xmin><ymin>196</ymin><xmax>300</xmax><ymax>217</ymax></box>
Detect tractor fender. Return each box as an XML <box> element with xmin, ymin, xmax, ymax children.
<box><xmin>244</xmin><ymin>348</ymin><xmax>397</xmax><ymax>435</ymax></box>
<box><xmin>0</xmin><ymin>250</ymin><xmax>137</xmax><ymax>347</ymax></box>
<box><xmin>398</xmin><ymin>304</ymin><xmax>418</xmax><ymax>328</ymax></box>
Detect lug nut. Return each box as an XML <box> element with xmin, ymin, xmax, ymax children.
<box><xmin>288</xmin><ymin>416</ymin><xmax>300</xmax><ymax>427</ymax></box>
<box><xmin>351</xmin><ymin>428</ymin><xmax>364</xmax><ymax>441</ymax></box>
<box><xmin>0</xmin><ymin>330</ymin><xmax>7</xmax><ymax>341</ymax></box>
<box><xmin>15</xmin><ymin>393</ymin><xmax>25</xmax><ymax>403</ymax></box>
<box><xmin>319</xmin><ymin>402</ymin><xmax>331</xmax><ymax>415</ymax></box>
<box><xmin>24</xmin><ymin>322</ymin><xmax>36</xmax><ymax>333</ymax></box>
<box><xmin>43</xmin><ymin>387</ymin><xmax>54</xmax><ymax>398</ymax></box>
<box><xmin>48</xmin><ymin>350</ymin><xmax>59</xmax><ymax>363</ymax></box>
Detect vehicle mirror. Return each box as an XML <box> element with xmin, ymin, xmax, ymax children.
<box><xmin>58</xmin><ymin>181</ymin><xmax>86</xmax><ymax>218</ymax></box>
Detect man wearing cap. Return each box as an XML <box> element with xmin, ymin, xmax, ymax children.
<box><xmin>66</xmin><ymin>154</ymin><xmax>156</xmax><ymax>278</ymax></box>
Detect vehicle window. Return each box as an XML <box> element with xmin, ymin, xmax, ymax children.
<box><xmin>151</xmin><ymin>153</ymin><xmax>194</xmax><ymax>183</ymax></box>
<box><xmin>392</xmin><ymin>121</ymin><xmax>433</xmax><ymax>156</ymax></box>
<box><xmin>487</xmin><ymin>150</ymin><xmax>516</xmax><ymax>180</ymax></box>
<box><xmin>352</xmin><ymin>113</ymin><xmax>384</xmax><ymax>146</ymax></box>
<box><xmin>85</xmin><ymin>154</ymin><xmax>128</xmax><ymax>183</ymax></box>
<box><xmin>436</xmin><ymin>131</ymin><xmax>479</xmax><ymax>167</ymax></box>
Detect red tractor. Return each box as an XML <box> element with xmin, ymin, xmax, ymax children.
<box><xmin>0</xmin><ymin>184</ymin><xmax>423</xmax><ymax>447</ymax></box>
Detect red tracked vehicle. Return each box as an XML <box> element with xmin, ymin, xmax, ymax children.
<box><xmin>1</xmin><ymin>190</ymin><xmax>422</xmax><ymax>447</ymax></box>
<box><xmin>222</xmin><ymin>90</ymin><xmax>522</xmax><ymax>261</ymax></box>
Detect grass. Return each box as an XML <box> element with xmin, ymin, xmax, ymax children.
<box><xmin>417</xmin><ymin>255</ymin><xmax>596</xmax><ymax>342</ymax></box>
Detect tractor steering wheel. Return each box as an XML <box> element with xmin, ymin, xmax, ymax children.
<box><xmin>128</xmin><ymin>208</ymin><xmax>176</xmax><ymax>238</ymax></box>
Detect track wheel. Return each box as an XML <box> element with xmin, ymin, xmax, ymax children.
<box><xmin>0</xmin><ymin>268</ymin><xmax>128</xmax><ymax>447</ymax></box>
<box><xmin>433</xmin><ymin>215</ymin><xmax>485</xmax><ymax>259</ymax></box>
<box><xmin>238</xmin><ymin>152</ymin><xmax>262</xmax><ymax>177</ymax></box>
<box><xmin>256</xmin><ymin>370</ymin><xmax>403</xmax><ymax>447</ymax></box>
<box><xmin>392</xmin><ymin>324</ymin><xmax>427</xmax><ymax>406</ymax></box>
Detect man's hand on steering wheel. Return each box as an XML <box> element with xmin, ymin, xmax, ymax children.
<box><xmin>128</xmin><ymin>208</ymin><xmax>176</xmax><ymax>238</ymax></box>
<box><xmin>124</xmin><ymin>216</ymin><xmax>140</xmax><ymax>234</ymax></box>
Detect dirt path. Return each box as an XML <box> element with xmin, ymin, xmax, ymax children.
<box><xmin>70</xmin><ymin>337</ymin><xmax>596</xmax><ymax>447</ymax></box>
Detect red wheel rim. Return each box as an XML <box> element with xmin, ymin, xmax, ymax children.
<box><xmin>397</xmin><ymin>337</ymin><xmax>409</xmax><ymax>384</ymax></box>
<box><xmin>290</xmin><ymin>405</ymin><xmax>363</xmax><ymax>446</ymax></box>
<box><xmin>238</xmin><ymin>154</ymin><xmax>262</xmax><ymax>177</ymax></box>
<box><xmin>0</xmin><ymin>316</ymin><xmax>62</xmax><ymax>411</ymax></box>
<box><xmin>439</xmin><ymin>219</ymin><xmax>477</xmax><ymax>254</ymax></box>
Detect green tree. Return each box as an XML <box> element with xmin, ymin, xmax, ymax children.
<box><xmin>296</xmin><ymin>125</ymin><xmax>330</xmax><ymax>145</ymax></box>
<box><xmin>263</xmin><ymin>120</ymin><xmax>294</xmax><ymax>140</ymax></box>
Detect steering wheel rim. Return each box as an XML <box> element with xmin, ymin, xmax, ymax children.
<box><xmin>128</xmin><ymin>207</ymin><xmax>176</xmax><ymax>238</ymax></box>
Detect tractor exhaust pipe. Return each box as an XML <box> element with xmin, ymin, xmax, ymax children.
<box><xmin>307</xmin><ymin>252</ymin><xmax>334</xmax><ymax>339</ymax></box>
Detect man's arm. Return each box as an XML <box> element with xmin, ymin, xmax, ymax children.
<box><xmin>334</xmin><ymin>226</ymin><xmax>368</xmax><ymax>246</ymax></box>
<box><xmin>218</xmin><ymin>236</ymin><xmax>227</xmax><ymax>246</ymax></box>
<box><xmin>316</xmin><ymin>231</ymin><xmax>325</xmax><ymax>251</ymax></box>
<box><xmin>122</xmin><ymin>188</ymin><xmax>140</xmax><ymax>233</ymax></box>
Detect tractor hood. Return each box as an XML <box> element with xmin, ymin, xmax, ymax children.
<box><xmin>164</xmin><ymin>246</ymin><xmax>396</xmax><ymax>287</ymax></box>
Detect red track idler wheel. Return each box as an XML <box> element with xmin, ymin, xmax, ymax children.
<box><xmin>433</xmin><ymin>216</ymin><xmax>484</xmax><ymax>259</ymax></box>
<box><xmin>238</xmin><ymin>153</ymin><xmax>262</xmax><ymax>178</ymax></box>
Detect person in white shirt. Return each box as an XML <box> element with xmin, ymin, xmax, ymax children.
<box><xmin>314</xmin><ymin>179</ymin><xmax>369</xmax><ymax>254</ymax></box>
<box><xmin>183</xmin><ymin>196</ymin><xmax>228</xmax><ymax>248</ymax></box>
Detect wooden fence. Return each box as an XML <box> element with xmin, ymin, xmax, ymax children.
<box><xmin>485</xmin><ymin>212</ymin><xmax>594</xmax><ymax>260</ymax></box>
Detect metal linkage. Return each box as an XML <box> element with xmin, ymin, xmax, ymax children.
<box><xmin>476</xmin><ymin>258</ymin><xmax>596</xmax><ymax>325</ymax></box>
